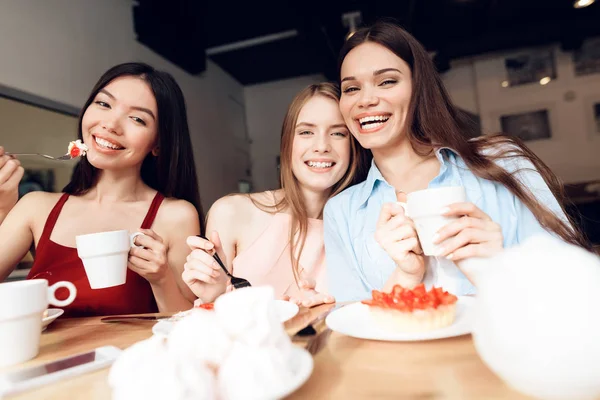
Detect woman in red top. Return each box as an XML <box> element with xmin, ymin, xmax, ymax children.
<box><xmin>0</xmin><ymin>63</ymin><xmax>203</xmax><ymax>316</ymax></box>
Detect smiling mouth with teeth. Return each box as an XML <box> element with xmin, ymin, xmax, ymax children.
<box><xmin>306</xmin><ymin>161</ymin><xmax>335</xmax><ymax>169</ymax></box>
<box><xmin>358</xmin><ymin>115</ymin><xmax>390</xmax><ymax>129</ymax></box>
<box><xmin>94</xmin><ymin>136</ymin><xmax>125</xmax><ymax>150</ymax></box>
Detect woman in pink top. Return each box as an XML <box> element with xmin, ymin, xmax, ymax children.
<box><xmin>182</xmin><ymin>83</ymin><xmax>370</xmax><ymax>307</ymax></box>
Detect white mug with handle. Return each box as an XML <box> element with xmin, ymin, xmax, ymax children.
<box><xmin>405</xmin><ymin>186</ymin><xmax>467</xmax><ymax>256</ymax></box>
<box><xmin>76</xmin><ymin>230</ymin><xmax>146</xmax><ymax>289</ymax></box>
<box><xmin>0</xmin><ymin>279</ymin><xmax>77</xmax><ymax>367</ymax></box>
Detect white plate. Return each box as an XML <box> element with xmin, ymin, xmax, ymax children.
<box><xmin>42</xmin><ymin>308</ymin><xmax>64</xmax><ymax>331</ymax></box>
<box><xmin>152</xmin><ymin>300</ymin><xmax>299</xmax><ymax>337</ymax></box>
<box><xmin>266</xmin><ymin>346</ymin><xmax>313</xmax><ymax>399</ymax></box>
<box><xmin>326</xmin><ymin>296</ymin><xmax>474</xmax><ymax>341</ymax></box>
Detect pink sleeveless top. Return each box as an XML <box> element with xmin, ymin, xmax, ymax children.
<box><xmin>230</xmin><ymin>213</ymin><xmax>327</xmax><ymax>299</ymax></box>
<box><xmin>27</xmin><ymin>193</ymin><xmax>163</xmax><ymax>317</ymax></box>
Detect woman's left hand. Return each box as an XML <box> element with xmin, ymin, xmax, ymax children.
<box><xmin>282</xmin><ymin>278</ymin><xmax>335</xmax><ymax>308</ymax></box>
<box><xmin>128</xmin><ymin>228</ymin><xmax>170</xmax><ymax>284</ymax></box>
<box><xmin>433</xmin><ymin>202</ymin><xmax>503</xmax><ymax>262</ymax></box>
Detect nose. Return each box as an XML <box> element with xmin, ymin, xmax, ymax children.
<box><xmin>357</xmin><ymin>86</ymin><xmax>379</xmax><ymax>109</ymax></box>
<box><xmin>101</xmin><ymin>113</ymin><xmax>122</xmax><ymax>135</ymax></box>
<box><xmin>313</xmin><ymin>133</ymin><xmax>332</xmax><ymax>153</ymax></box>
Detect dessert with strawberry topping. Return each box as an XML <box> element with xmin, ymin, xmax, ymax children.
<box><xmin>362</xmin><ymin>284</ymin><xmax>458</xmax><ymax>332</ymax></box>
<box><xmin>67</xmin><ymin>139</ymin><xmax>88</xmax><ymax>158</ymax></box>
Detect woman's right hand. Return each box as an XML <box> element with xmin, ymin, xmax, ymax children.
<box><xmin>375</xmin><ymin>202</ymin><xmax>425</xmax><ymax>287</ymax></box>
<box><xmin>0</xmin><ymin>147</ymin><xmax>24</xmax><ymax>218</ymax></box>
<box><xmin>182</xmin><ymin>231</ymin><xmax>229</xmax><ymax>304</ymax></box>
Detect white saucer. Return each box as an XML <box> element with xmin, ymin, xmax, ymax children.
<box><xmin>326</xmin><ymin>296</ymin><xmax>474</xmax><ymax>341</ymax></box>
<box><xmin>42</xmin><ymin>309</ymin><xmax>64</xmax><ymax>331</ymax></box>
<box><xmin>153</xmin><ymin>300</ymin><xmax>299</xmax><ymax>337</ymax></box>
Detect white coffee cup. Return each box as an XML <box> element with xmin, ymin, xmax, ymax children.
<box><xmin>405</xmin><ymin>186</ymin><xmax>467</xmax><ymax>256</ymax></box>
<box><xmin>0</xmin><ymin>279</ymin><xmax>76</xmax><ymax>367</ymax></box>
<box><xmin>75</xmin><ymin>230</ymin><xmax>145</xmax><ymax>289</ymax></box>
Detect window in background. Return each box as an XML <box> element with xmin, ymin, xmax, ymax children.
<box><xmin>500</xmin><ymin>109</ymin><xmax>552</xmax><ymax>142</ymax></box>
<box><xmin>504</xmin><ymin>49</ymin><xmax>557</xmax><ymax>87</ymax></box>
<box><xmin>573</xmin><ymin>37</ymin><xmax>600</xmax><ymax>77</ymax></box>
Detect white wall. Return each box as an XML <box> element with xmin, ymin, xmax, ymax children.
<box><xmin>0</xmin><ymin>0</ymin><xmax>246</xmax><ymax>210</ymax></box>
<box><xmin>244</xmin><ymin>74</ymin><xmax>326</xmax><ymax>191</ymax></box>
<box><xmin>443</xmin><ymin>45</ymin><xmax>600</xmax><ymax>184</ymax></box>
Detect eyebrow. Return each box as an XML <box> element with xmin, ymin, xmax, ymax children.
<box><xmin>296</xmin><ymin>122</ymin><xmax>347</xmax><ymax>129</ymax></box>
<box><xmin>341</xmin><ymin>68</ymin><xmax>402</xmax><ymax>83</ymax></box>
<box><xmin>98</xmin><ymin>89</ymin><xmax>156</xmax><ymax>120</ymax></box>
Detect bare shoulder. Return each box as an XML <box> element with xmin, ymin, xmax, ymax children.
<box><xmin>16</xmin><ymin>191</ymin><xmax>63</xmax><ymax>216</ymax></box>
<box><xmin>158</xmin><ymin>197</ymin><xmax>200</xmax><ymax>226</ymax></box>
<box><xmin>207</xmin><ymin>194</ymin><xmax>256</xmax><ymax>222</ymax></box>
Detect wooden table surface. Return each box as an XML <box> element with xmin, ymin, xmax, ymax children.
<box><xmin>3</xmin><ymin>304</ymin><xmax>531</xmax><ymax>400</ymax></box>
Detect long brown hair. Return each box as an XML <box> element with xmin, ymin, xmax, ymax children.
<box><xmin>339</xmin><ymin>21</ymin><xmax>588</xmax><ymax>249</ymax></box>
<box><xmin>63</xmin><ymin>63</ymin><xmax>204</xmax><ymax>233</ymax></box>
<box><xmin>253</xmin><ymin>83</ymin><xmax>371</xmax><ymax>283</ymax></box>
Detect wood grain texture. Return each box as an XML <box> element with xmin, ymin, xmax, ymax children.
<box><xmin>4</xmin><ymin>306</ymin><xmax>532</xmax><ymax>399</ymax></box>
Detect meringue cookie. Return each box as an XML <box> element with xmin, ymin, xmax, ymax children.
<box><xmin>218</xmin><ymin>342</ymin><xmax>296</xmax><ymax>400</ymax></box>
<box><xmin>215</xmin><ymin>286</ymin><xmax>287</xmax><ymax>348</ymax></box>
<box><xmin>168</xmin><ymin>309</ymin><xmax>232</xmax><ymax>367</ymax></box>
<box><xmin>109</xmin><ymin>336</ymin><xmax>217</xmax><ymax>400</ymax></box>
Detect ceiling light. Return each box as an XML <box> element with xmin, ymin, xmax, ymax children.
<box><xmin>573</xmin><ymin>0</ymin><xmax>595</xmax><ymax>9</ymax></box>
<box><xmin>501</xmin><ymin>80</ymin><xmax>509</xmax><ymax>88</ymax></box>
<box><xmin>539</xmin><ymin>76</ymin><xmax>551</xmax><ymax>85</ymax></box>
<box><xmin>342</xmin><ymin>11</ymin><xmax>362</xmax><ymax>38</ymax></box>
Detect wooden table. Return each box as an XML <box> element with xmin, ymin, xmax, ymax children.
<box><xmin>4</xmin><ymin>304</ymin><xmax>531</xmax><ymax>399</ymax></box>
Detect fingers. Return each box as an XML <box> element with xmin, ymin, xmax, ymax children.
<box><xmin>434</xmin><ymin>216</ymin><xmax>492</xmax><ymax>244</ymax></box>
<box><xmin>210</xmin><ymin>230</ymin><xmax>222</xmax><ymax>250</ymax></box>
<box><xmin>137</xmin><ymin>228</ymin><xmax>163</xmax><ymax>243</ymax></box>
<box><xmin>129</xmin><ymin>244</ymin><xmax>167</xmax><ymax>266</ymax></box>
<box><xmin>0</xmin><ymin>158</ymin><xmax>22</xmax><ymax>186</ymax></box>
<box><xmin>440</xmin><ymin>202</ymin><xmax>491</xmax><ymax>221</ymax></box>
<box><xmin>186</xmin><ymin>249</ymin><xmax>220</xmax><ymax>269</ymax></box>
<box><xmin>447</xmin><ymin>243</ymin><xmax>502</xmax><ymax>262</ymax></box>
<box><xmin>300</xmin><ymin>293</ymin><xmax>335</xmax><ymax>308</ymax></box>
<box><xmin>435</xmin><ymin>228</ymin><xmax>502</xmax><ymax>258</ymax></box>
<box><xmin>186</xmin><ymin>235</ymin><xmax>215</xmax><ymax>252</ymax></box>
<box><xmin>183</xmin><ymin>252</ymin><xmax>222</xmax><ymax>284</ymax></box>
<box><xmin>182</xmin><ymin>265</ymin><xmax>220</xmax><ymax>285</ymax></box>
<box><xmin>376</xmin><ymin>203</ymin><xmax>405</xmax><ymax>229</ymax></box>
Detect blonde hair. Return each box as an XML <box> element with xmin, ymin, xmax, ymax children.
<box><xmin>253</xmin><ymin>82</ymin><xmax>369</xmax><ymax>284</ymax></box>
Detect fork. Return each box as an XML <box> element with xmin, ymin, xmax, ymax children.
<box><xmin>198</xmin><ymin>235</ymin><xmax>251</xmax><ymax>289</ymax></box>
<box><xmin>6</xmin><ymin>152</ymin><xmax>72</xmax><ymax>161</ymax></box>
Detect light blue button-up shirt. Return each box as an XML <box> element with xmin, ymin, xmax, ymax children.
<box><xmin>324</xmin><ymin>147</ymin><xmax>568</xmax><ymax>302</ymax></box>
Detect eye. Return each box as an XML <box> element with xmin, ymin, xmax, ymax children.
<box><xmin>94</xmin><ymin>101</ymin><xmax>110</xmax><ymax>108</ymax></box>
<box><xmin>130</xmin><ymin>116</ymin><xmax>147</xmax><ymax>126</ymax></box>
<box><xmin>332</xmin><ymin>131</ymin><xmax>348</xmax><ymax>137</ymax></box>
<box><xmin>380</xmin><ymin>79</ymin><xmax>397</xmax><ymax>86</ymax></box>
<box><xmin>342</xmin><ymin>86</ymin><xmax>359</xmax><ymax>94</ymax></box>
<box><xmin>298</xmin><ymin>130</ymin><xmax>313</xmax><ymax>136</ymax></box>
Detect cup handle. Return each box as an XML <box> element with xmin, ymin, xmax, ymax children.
<box><xmin>48</xmin><ymin>281</ymin><xmax>77</xmax><ymax>307</ymax></box>
<box><xmin>130</xmin><ymin>232</ymin><xmax>146</xmax><ymax>248</ymax></box>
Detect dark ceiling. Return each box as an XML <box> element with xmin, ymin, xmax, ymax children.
<box><xmin>134</xmin><ymin>0</ymin><xmax>600</xmax><ymax>85</ymax></box>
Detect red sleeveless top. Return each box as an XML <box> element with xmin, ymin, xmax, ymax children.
<box><xmin>27</xmin><ymin>193</ymin><xmax>163</xmax><ymax>317</ymax></box>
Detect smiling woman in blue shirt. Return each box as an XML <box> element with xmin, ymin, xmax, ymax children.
<box><xmin>324</xmin><ymin>21</ymin><xmax>589</xmax><ymax>302</ymax></box>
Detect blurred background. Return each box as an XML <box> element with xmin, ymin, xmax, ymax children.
<box><xmin>0</xmin><ymin>0</ymin><xmax>599</xmax><ymax>253</ymax></box>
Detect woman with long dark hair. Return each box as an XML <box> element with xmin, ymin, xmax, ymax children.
<box><xmin>0</xmin><ymin>62</ymin><xmax>203</xmax><ymax>316</ymax></box>
<box><xmin>324</xmin><ymin>21</ymin><xmax>588</xmax><ymax>302</ymax></box>
<box><xmin>182</xmin><ymin>83</ymin><xmax>369</xmax><ymax>307</ymax></box>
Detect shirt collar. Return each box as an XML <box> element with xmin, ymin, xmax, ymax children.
<box><xmin>355</xmin><ymin>147</ymin><xmax>457</xmax><ymax>208</ymax></box>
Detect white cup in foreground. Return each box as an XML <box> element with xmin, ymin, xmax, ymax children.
<box><xmin>0</xmin><ymin>279</ymin><xmax>76</xmax><ymax>368</ymax></box>
<box><xmin>406</xmin><ymin>186</ymin><xmax>467</xmax><ymax>256</ymax></box>
<box><xmin>76</xmin><ymin>230</ymin><xmax>145</xmax><ymax>289</ymax></box>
